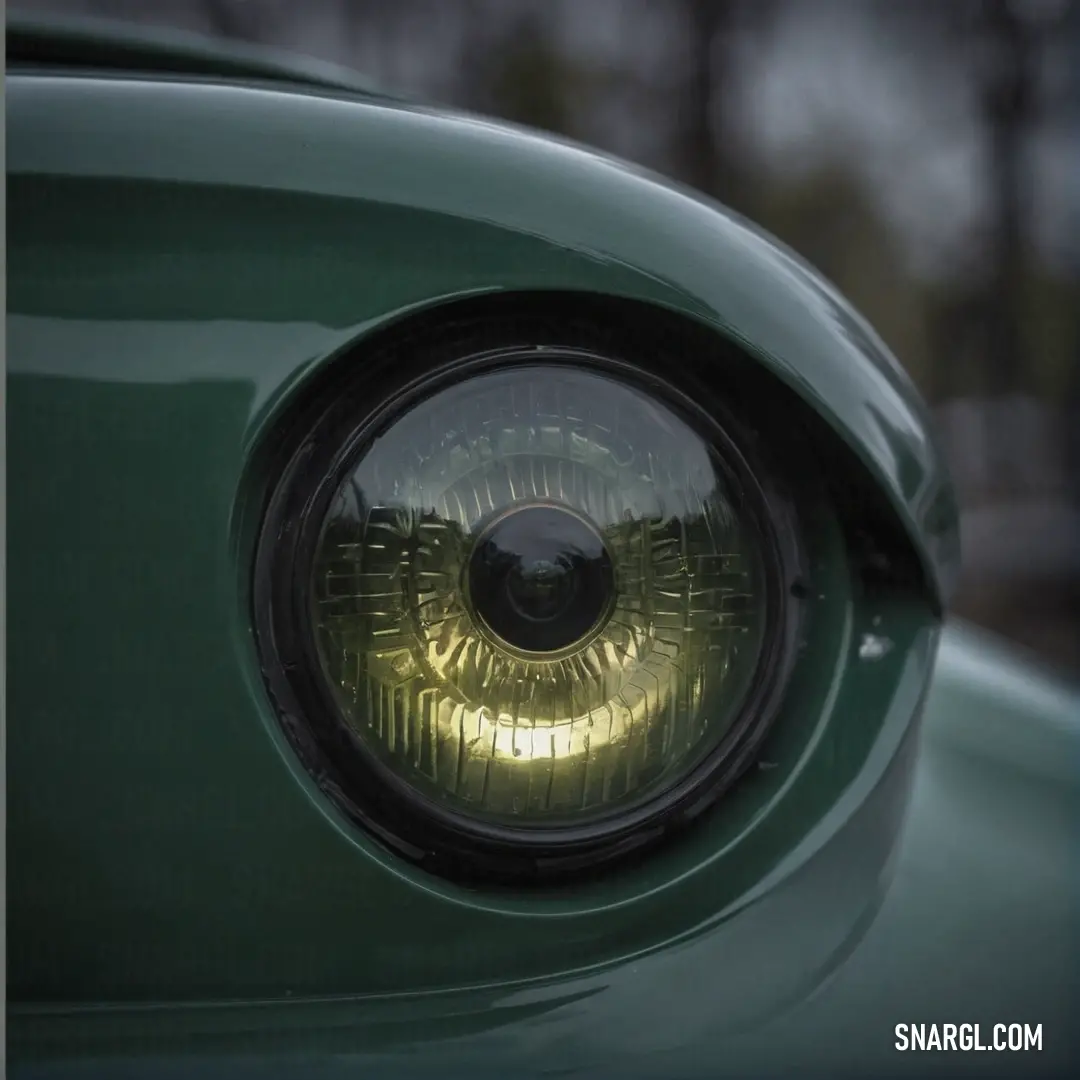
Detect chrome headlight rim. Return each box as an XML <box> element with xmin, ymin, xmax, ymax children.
<box><xmin>254</xmin><ymin>336</ymin><xmax>805</xmax><ymax>883</ymax></box>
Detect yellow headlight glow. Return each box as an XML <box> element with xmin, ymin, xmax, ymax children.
<box><xmin>311</xmin><ymin>366</ymin><xmax>768</xmax><ymax>825</ymax></box>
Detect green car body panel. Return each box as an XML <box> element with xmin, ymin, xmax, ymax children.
<box><xmin>5</xmin><ymin>17</ymin><xmax>1078</xmax><ymax>1078</ymax></box>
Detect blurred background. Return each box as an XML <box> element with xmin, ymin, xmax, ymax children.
<box><xmin>17</xmin><ymin>0</ymin><xmax>1080</xmax><ymax>671</ymax></box>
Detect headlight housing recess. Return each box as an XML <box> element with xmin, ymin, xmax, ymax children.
<box><xmin>255</xmin><ymin>324</ymin><xmax>802</xmax><ymax>884</ymax></box>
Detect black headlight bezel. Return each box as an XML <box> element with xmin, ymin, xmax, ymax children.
<box><xmin>252</xmin><ymin>313</ymin><xmax>808</xmax><ymax>885</ymax></box>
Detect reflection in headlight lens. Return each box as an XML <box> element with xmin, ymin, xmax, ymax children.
<box><xmin>468</xmin><ymin>503</ymin><xmax>616</xmax><ymax>656</ymax></box>
<box><xmin>311</xmin><ymin>365</ymin><xmax>768</xmax><ymax>826</ymax></box>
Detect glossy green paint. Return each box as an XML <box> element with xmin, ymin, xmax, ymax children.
<box><xmin>7</xmin><ymin>13</ymin><xmax>396</xmax><ymax>98</ymax></box>
<box><xmin>5</xmin><ymin>29</ymin><xmax>1077</xmax><ymax>1079</ymax></box>
<box><xmin>8</xmin><ymin>629</ymin><xmax>1079</xmax><ymax>1077</ymax></box>
<box><xmin>5</xmin><ymin>67</ymin><xmax>959</xmax><ymax>605</ymax></box>
<box><xmin>4</xmin><ymin>269</ymin><xmax>924</xmax><ymax>998</ymax></box>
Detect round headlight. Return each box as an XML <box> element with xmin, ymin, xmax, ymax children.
<box><xmin>258</xmin><ymin>341</ymin><xmax>795</xmax><ymax>881</ymax></box>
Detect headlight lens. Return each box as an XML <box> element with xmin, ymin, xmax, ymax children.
<box><xmin>309</xmin><ymin>364</ymin><xmax>770</xmax><ymax>827</ymax></box>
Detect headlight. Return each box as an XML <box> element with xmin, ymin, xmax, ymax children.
<box><xmin>257</xmin><ymin>343</ymin><xmax>796</xmax><ymax>882</ymax></box>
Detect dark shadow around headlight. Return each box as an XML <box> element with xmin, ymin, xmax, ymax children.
<box><xmin>256</xmin><ymin>339</ymin><xmax>799</xmax><ymax>884</ymax></box>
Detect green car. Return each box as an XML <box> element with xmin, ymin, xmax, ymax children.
<box><xmin>6</xmin><ymin>14</ymin><xmax>1078</xmax><ymax>1079</ymax></box>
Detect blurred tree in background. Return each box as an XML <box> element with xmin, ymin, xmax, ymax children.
<box><xmin>14</xmin><ymin>0</ymin><xmax>1080</xmax><ymax>668</ymax></box>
